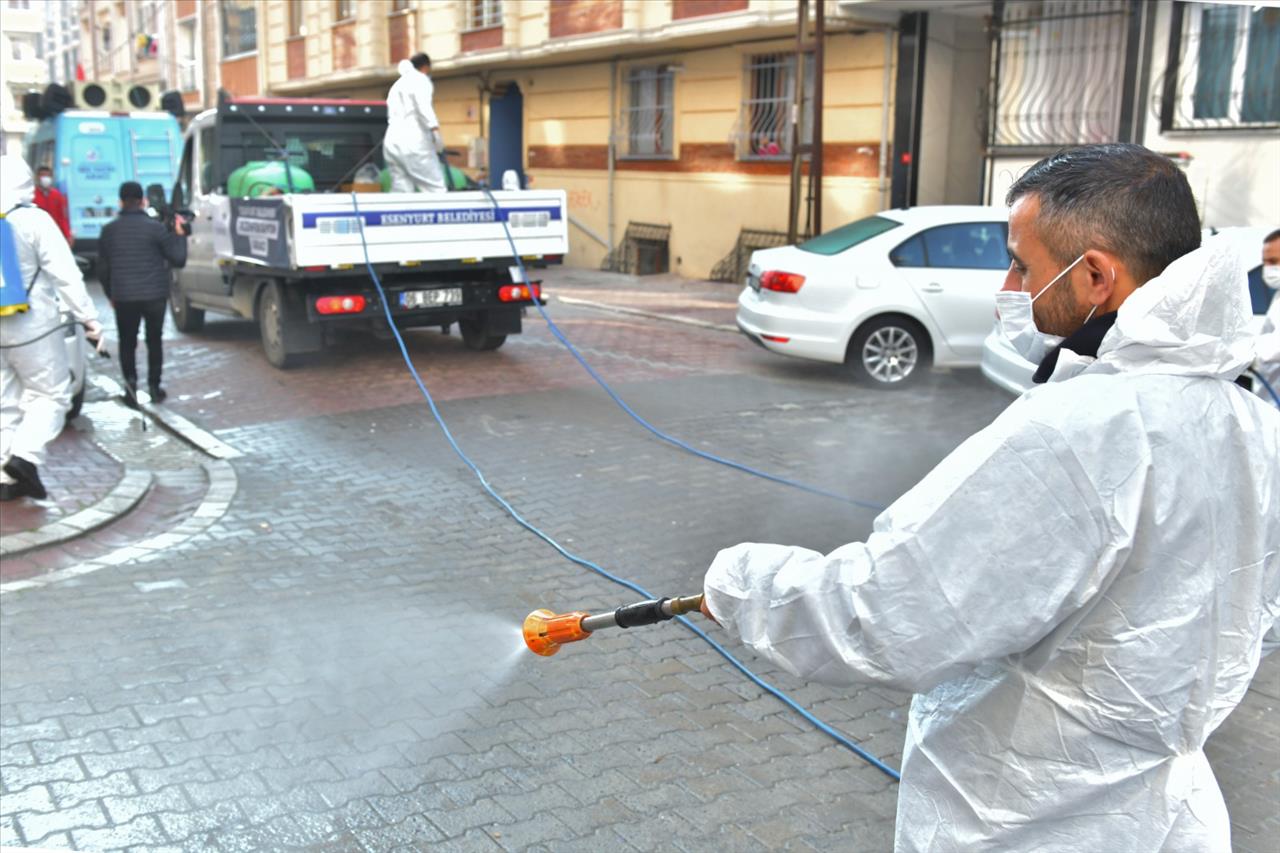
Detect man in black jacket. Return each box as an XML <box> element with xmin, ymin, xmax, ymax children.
<box><xmin>98</xmin><ymin>181</ymin><xmax>187</xmax><ymax>403</ymax></box>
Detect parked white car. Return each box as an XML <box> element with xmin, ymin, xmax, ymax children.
<box><xmin>737</xmin><ymin>206</ymin><xmax>1009</xmax><ymax>388</ymax></box>
<box><xmin>980</xmin><ymin>226</ymin><xmax>1273</xmax><ymax>396</ymax></box>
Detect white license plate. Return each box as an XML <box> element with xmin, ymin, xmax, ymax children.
<box><xmin>400</xmin><ymin>288</ymin><xmax>462</xmax><ymax>309</ymax></box>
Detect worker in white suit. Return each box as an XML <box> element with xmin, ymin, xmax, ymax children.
<box><xmin>0</xmin><ymin>155</ymin><xmax>104</xmax><ymax>501</ymax></box>
<box><xmin>384</xmin><ymin>52</ymin><xmax>445</xmax><ymax>194</ymax></box>
<box><xmin>703</xmin><ymin>144</ymin><xmax>1280</xmax><ymax>853</ymax></box>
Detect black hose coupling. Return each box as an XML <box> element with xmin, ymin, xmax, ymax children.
<box><xmin>613</xmin><ymin>597</ymin><xmax>673</xmax><ymax>629</ymax></box>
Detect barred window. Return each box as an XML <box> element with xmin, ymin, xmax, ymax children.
<box><xmin>335</xmin><ymin>0</ymin><xmax>354</xmax><ymax>21</ymax></box>
<box><xmin>624</xmin><ymin>66</ymin><xmax>674</xmax><ymax>158</ymax></box>
<box><xmin>469</xmin><ymin>0</ymin><xmax>502</xmax><ymax>30</ymax></box>
<box><xmin>991</xmin><ymin>0</ymin><xmax>1128</xmax><ymax>148</ymax></box>
<box><xmin>741</xmin><ymin>52</ymin><xmax>813</xmax><ymax>160</ymax></box>
<box><xmin>220</xmin><ymin>0</ymin><xmax>257</xmax><ymax>56</ymax></box>
<box><xmin>1170</xmin><ymin>2</ymin><xmax>1280</xmax><ymax>128</ymax></box>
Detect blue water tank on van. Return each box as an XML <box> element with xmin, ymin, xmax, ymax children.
<box><xmin>25</xmin><ymin>111</ymin><xmax>181</xmax><ymax>259</ymax></box>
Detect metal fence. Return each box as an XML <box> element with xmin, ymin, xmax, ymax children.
<box><xmin>710</xmin><ymin>229</ymin><xmax>790</xmax><ymax>283</ymax></box>
<box><xmin>990</xmin><ymin>0</ymin><xmax>1129</xmax><ymax>148</ymax></box>
<box><xmin>1162</xmin><ymin>2</ymin><xmax>1280</xmax><ymax>130</ymax></box>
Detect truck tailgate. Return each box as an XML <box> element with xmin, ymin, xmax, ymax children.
<box><xmin>284</xmin><ymin>190</ymin><xmax>568</xmax><ymax>268</ymax></box>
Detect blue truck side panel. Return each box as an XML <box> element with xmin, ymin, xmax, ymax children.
<box><xmin>25</xmin><ymin>112</ymin><xmax>181</xmax><ymax>257</ymax></box>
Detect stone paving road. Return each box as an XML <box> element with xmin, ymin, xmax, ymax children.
<box><xmin>1</xmin><ymin>272</ymin><xmax>1276</xmax><ymax>852</ymax></box>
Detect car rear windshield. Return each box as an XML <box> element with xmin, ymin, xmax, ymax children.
<box><xmin>799</xmin><ymin>215</ymin><xmax>901</xmax><ymax>256</ymax></box>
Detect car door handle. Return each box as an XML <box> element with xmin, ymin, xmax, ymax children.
<box><xmin>922</xmin><ymin>283</ymin><xmax>944</xmax><ymax>293</ymax></box>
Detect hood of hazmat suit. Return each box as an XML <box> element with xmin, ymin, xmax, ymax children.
<box><xmin>705</xmin><ymin>241</ymin><xmax>1280</xmax><ymax>853</ymax></box>
<box><xmin>0</xmin><ymin>155</ymin><xmax>97</xmax><ymax>329</ymax></box>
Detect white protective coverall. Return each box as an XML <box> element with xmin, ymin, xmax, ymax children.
<box><xmin>384</xmin><ymin>59</ymin><xmax>445</xmax><ymax>194</ymax></box>
<box><xmin>0</xmin><ymin>157</ymin><xmax>100</xmax><ymax>481</ymax></box>
<box><xmin>1254</xmin><ymin>283</ymin><xmax>1280</xmax><ymax>404</ymax></box>
<box><xmin>705</xmin><ymin>242</ymin><xmax>1280</xmax><ymax>852</ymax></box>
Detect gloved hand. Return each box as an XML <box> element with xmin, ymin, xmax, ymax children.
<box><xmin>432</xmin><ymin>127</ymin><xmax>445</xmax><ymax>154</ymax></box>
<box><xmin>84</xmin><ymin>319</ymin><xmax>108</xmax><ymax>355</ymax></box>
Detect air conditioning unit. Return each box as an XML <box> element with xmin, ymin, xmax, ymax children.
<box><xmin>125</xmin><ymin>83</ymin><xmax>160</xmax><ymax>110</ymax></box>
<box><xmin>76</xmin><ymin>80</ymin><xmax>125</xmax><ymax>110</ymax></box>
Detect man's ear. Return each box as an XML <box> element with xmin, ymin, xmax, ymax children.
<box><xmin>1080</xmin><ymin>249</ymin><xmax>1118</xmax><ymax>306</ymax></box>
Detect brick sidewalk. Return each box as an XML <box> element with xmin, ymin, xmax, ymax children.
<box><xmin>0</xmin><ymin>424</ymin><xmax>122</xmax><ymax>537</ymax></box>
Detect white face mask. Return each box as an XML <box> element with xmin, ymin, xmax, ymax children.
<box><xmin>1263</xmin><ymin>264</ymin><xmax>1280</xmax><ymax>289</ymax></box>
<box><xmin>995</xmin><ymin>254</ymin><xmax>1096</xmax><ymax>363</ymax></box>
<box><xmin>38</xmin><ymin>175</ymin><xmax>52</xmax><ymax>188</ymax></box>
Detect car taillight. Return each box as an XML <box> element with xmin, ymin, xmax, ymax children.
<box><xmin>759</xmin><ymin>270</ymin><xmax>805</xmax><ymax>293</ymax></box>
<box><xmin>315</xmin><ymin>295</ymin><xmax>366</xmax><ymax>314</ymax></box>
<box><xmin>498</xmin><ymin>283</ymin><xmax>542</xmax><ymax>302</ymax></box>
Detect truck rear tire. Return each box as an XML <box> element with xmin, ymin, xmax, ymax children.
<box><xmin>259</xmin><ymin>282</ymin><xmax>315</xmax><ymax>369</ymax></box>
<box><xmin>460</xmin><ymin>319</ymin><xmax>507</xmax><ymax>351</ymax></box>
<box><xmin>170</xmin><ymin>277</ymin><xmax>205</xmax><ymax>332</ymax></box>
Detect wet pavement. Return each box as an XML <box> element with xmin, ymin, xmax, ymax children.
<box><xmin>1</xmin><ymin>271</ymin><xmax>1276</xmax><ymax>852</ymax></box>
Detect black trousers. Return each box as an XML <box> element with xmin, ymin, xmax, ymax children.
<box><xmin>114</xmin><ymin>298</ymin><xmax>167</xmax><ymax>387</ymax></box>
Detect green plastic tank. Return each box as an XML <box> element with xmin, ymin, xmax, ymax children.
<box><xmin>378</xmin><ymin>162</ymin><xmax>472</xmax><ymax>192</ymax></box>
<box><xmin>227</xmin><ymin>161</ymin><xmax>315</xmax><ymax>197</ymax></box>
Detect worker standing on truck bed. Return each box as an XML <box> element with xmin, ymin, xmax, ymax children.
<box><xmin>385</xmin><ymin>53</ymin><xmax>445</xmax><ymax>194</ymax></box>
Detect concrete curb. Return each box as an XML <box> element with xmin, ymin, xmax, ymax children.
<box><xmin>0</xmin><ymin>459</ymin><xmax>238</xmax><ymax>596</ymax></box>
<box><xmin>0</xmin><ymin>468</ymin><xmax>153</xmax><ymax>558</ymax></box>
<box><xmin>90</xmin><ymin>374</ymin><xmax>243</xmax><ymax>459</ymax></box>
<box><xmin>554</xmin><ymin>295</ymin><xmax>740</xmax><ymax>334</ymax></box>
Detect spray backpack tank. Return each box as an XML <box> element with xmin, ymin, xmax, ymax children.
<box><xmin>0</xmin><ymin>208</ymin><xmax>34</xmax><ymax>317</ymax></box>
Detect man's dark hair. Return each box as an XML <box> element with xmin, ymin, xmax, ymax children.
<box><xmin>1006</xmin><ymin>143</ymin><xmax>1201</xmax><ymax>284</ymax></box>
<box><xmin>1266</xmin><ymin>228</ymin><xmax>1280</xmax><ymax>244</ymax></box>
<box><xmin>119</xmin><ymin>181</ymin><xmax>144</xmax><ymax>202</ymax></box>
<box><xmin>410</xmin><ymin>52</ymin><xmax>430</xmax><ymax>70</ymax></box>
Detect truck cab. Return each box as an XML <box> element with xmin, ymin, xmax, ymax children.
<box><xmin>168</xmin><ymin>95</ymin><xmax>568</xmax><ymax>368</ymax></box>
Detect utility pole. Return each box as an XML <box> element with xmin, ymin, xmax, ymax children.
<box><xmin>786</xmin><ymin>0</ymin><xmax>824</xmax><ymax>244</ymax></box>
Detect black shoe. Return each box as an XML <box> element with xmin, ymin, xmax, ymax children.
<box><xmin>121</xmin><ymin>382</ymin><xmax>140</xmax><ymax>409</ymax></box>
<box><xmin>3</xmin><ymin>456</ymin><xmax>46</xmax><ymax>501</ymax></box>
<box><xmin>0</xmin><ymin>482</ymin><xmax>25</xmax><ymax>501</ymax></box>
<box><xmin>148</xmin><ymin>384</ymin><xmax>167</xmax><ymax>403</ymax></box>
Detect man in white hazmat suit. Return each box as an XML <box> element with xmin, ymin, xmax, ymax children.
<box><xmin>0</xmin><ymin>156</ymin><xmax>104</xmax><ymax>501</ymax></box>
<box><xmin>702</xmin><ymin>144</ymin><xmax>1280</xmax><ymax>852</ymax></box>
<box><xmin>1253</xmin><ymin>228</ymin><xmax>1280</xmax><ymax>404</ymax></box>
<box><xmin>384</xmin><ymin>52</ymin><xmax>445</xmax><ymax>194</ymax></box>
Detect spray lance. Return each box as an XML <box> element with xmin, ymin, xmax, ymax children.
<box><xmin>523</xmin><ymin>593</ymin><xmax>706</xmax><ymax>656</ymax></box>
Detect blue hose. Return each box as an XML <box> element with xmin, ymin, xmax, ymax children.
<box><xmin>1250</xmin><ymin>368</ymin><xmax>1280</xmax><ymax>408</ymax></box>
<box><xmin>347</xmin><ymin>192</ymin><xmax>901</xmax><ymax>782</ymax></box>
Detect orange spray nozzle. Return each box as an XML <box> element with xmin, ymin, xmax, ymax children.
<box><xmin>523</xmin><ymin>608</ymin><xmax>592</xmax><ymax>656</ymax></box>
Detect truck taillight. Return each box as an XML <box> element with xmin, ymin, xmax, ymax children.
<box><xmin>315</xmin><ymin>295</ymin><xmax>366</xmax><ymax>315</ymax></box>
<box><xmin>759</xmin><ymin>271</ymin><xmax>805</xmax><ymax>293</ymax></box>
<box><xmin>498</xmin><ymin>284</ymin><xmax>541</xmax><ymax>302</ymax></box>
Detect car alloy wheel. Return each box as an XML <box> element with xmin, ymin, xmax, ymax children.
<box><xmin>862</xmin><ymin>325</ymin><xmax>919</xmax><ymax>384</ymax></box>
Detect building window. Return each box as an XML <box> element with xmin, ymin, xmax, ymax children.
<box><xmin>391</xmin><ymin>0</ymin><xmax>410</xmax><ymax>10</ymax></box>
<box><xmin>178</xmin><ymin>18</ymin><xmax>200</xmax><ymax>91</ymax></box>
<box><xmin>335</xmin><ymin>0</ymin><xmax>354</xmax><ymax>22</ymax></box>
<box><xmin>1168</xmin><ymin>2</ymin><xmax>1280</xmax><ymax>128</ymax></box>
<box><xmin>741</xmin><ymin>52</ymin><xmax>813</xmax><ymax>160</ymax></box>
<box><xmin>990</xmin><ymin>0</ymin><xmax>1128</xmax><ymax>147</ymax></box>
<box><xmin>221</xmin><ymin>0</ymin><xmax>257</xmax><ymax>57</ymax></box>
<box><xmin>288</xmin><ymin>0</ymin><xmax>305</xmax><ymax>36</ymax></box>
<box><xmin>469</xmin><ymin>0</ymin><xmax>502</xmax><ymax>30</ymax></box>
<box><xmin>624</xmin><ymin>66</ymin><xmax>674</xmax><ymax>158</ymax></box>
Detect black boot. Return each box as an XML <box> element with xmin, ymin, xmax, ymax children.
<box><xmin>3</xmin><ymin>456</ymin><xmax>47</xmax><ymax>500</ymax></box>
<box><xmin>148</xmin><ymin>382</ymin><xmax>166</xmax><ymax>403</ymax></box>
<box><xmin>0</xmin><ymin>482</ymin><xmax>24</xmax><ymax>501</ymax></box>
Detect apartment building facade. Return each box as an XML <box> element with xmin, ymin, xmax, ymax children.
<box><xmin>1</xmin><ymin>0</ymin><xmax>47</xmax><ymax>157</ymax></box>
